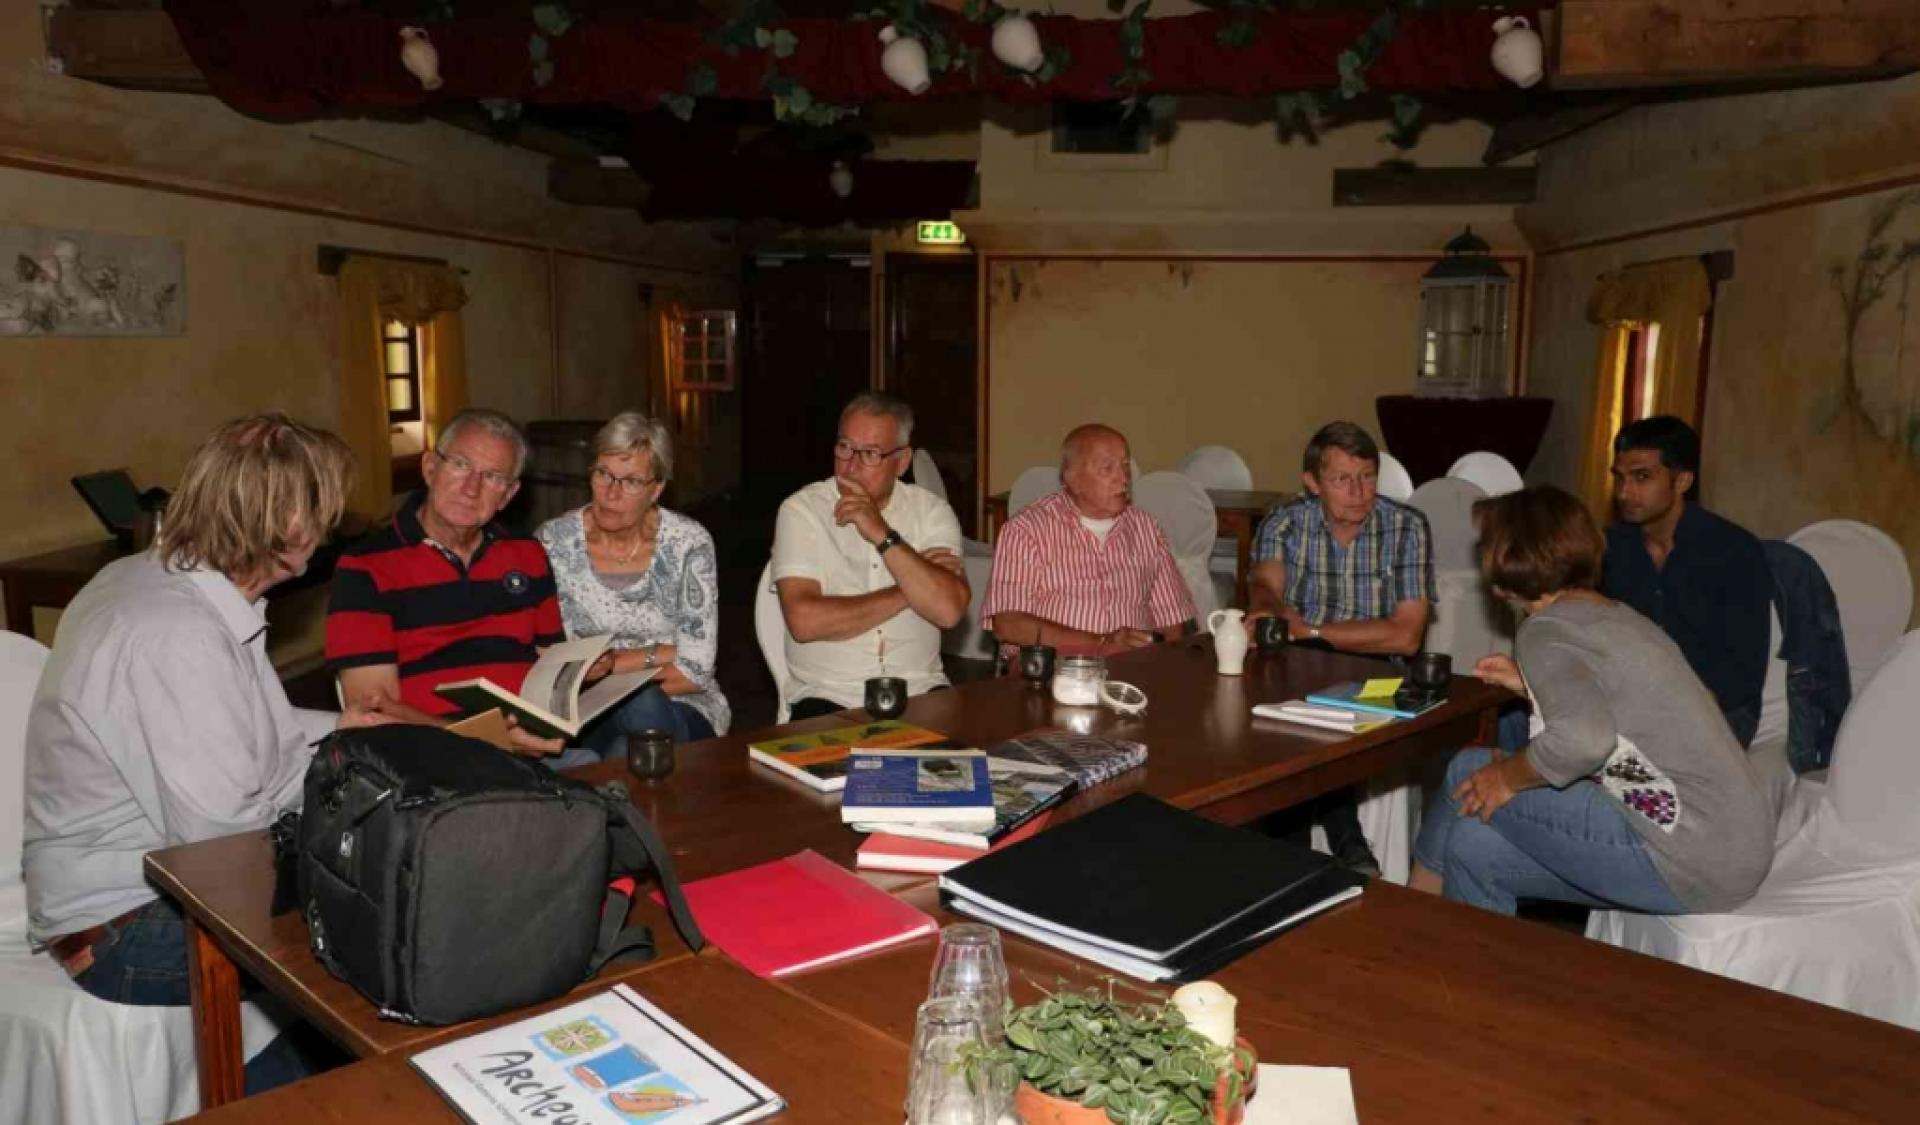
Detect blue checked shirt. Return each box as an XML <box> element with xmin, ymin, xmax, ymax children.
<box><xmin>1252</xmin><ymin>496</ymin><xmax>1436</xmax><ymax>626</ymax></box>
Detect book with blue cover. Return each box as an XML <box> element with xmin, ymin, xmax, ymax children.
<box><xmin>840</xmin><ymin>749</ymin><xmax>994</xmax><ymax>827</ymax></box>
<box><xmin>1304</xmin><ymin>678</ymin><xmax>1445</xmax><ymax>721</ymax></box>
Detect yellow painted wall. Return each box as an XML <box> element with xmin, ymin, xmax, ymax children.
<box><xmin>1524</xmin><ymin>73</ymin><xmax>1920</xmax><ymax>623</ymax></box>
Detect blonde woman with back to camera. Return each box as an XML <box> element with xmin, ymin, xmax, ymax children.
<box><xmin>536</xmin><ymin>412</ymin><xmax>728</xmax><ymax>754</ymax></box>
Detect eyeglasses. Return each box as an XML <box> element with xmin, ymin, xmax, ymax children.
<box><xmin>1321</xmin><ymin>471</ymin><xmax>1378</xmax><ymax>493</ymax></box>
<box><xmin>591</xmin><ymin>465</ymin><xmax>659</xmax><ymax>495</ymax></box>
<box><xmin>833</xmin><ymin>438</ymin><xmax>907</xmax><ymax>467</ymax></box>
<box><xmin>433</xmin><ymin>451</ymin><xmax>516</xmax><ymax>492</ymax></box>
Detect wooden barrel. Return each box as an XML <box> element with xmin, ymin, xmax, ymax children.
<box><xmin>512</xmin><ymin>419</ymin><xmax>602</xmax><ymax>531</ymax></box>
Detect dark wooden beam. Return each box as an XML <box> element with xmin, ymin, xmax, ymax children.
<box><xmin>1556</xmin><ymin>0</ymin><xmax>1920</xmax><ymax>90</ymax></box>
<box><xmin>1332</xmin><ymin>166</ymin><xmax>1537</xmax><ymax>208</ymax></box>
<box><xmin>1483</xmin><ymin>99</ymin><xmax>1633</xmax><ymax>164</ymax></box>
<box><xmin>548</xmin><ymin>159</ymin><xmax>652</xmax><ymax>208</ymax></box>
<box><xmin>47</xmin><ymin>7</ymin><xmax>206</xmax><ymax>93</ymax></box>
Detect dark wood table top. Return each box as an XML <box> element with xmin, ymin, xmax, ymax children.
<box><xmin>0</xmin><ymin>538</ymin><xmax>126</xmax><ymax>579</ymax></box>
<box><xmin>182</xmin><ymin>954</ymin><xmax>912</xmax><ymax>1124</ymax></box>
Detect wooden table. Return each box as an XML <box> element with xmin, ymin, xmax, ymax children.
<box><xmin>149</xmin><ymin>641</ymin><xmax>1506</xmax><ymax>1110</ymax></box>
<box><xmin>0</xmin><ymin>540</ymin><xmax>124</xmax><ymax>636</ymax></box>
<box><xmin>186</xmin><ymin>879</ymin><xmax>1920</xmax><ymax>1124</ymax></box>
<box><xmin>984</xmin><ymin>488</ymin><xmax>1289</xmax><ymax>608</ymax></box>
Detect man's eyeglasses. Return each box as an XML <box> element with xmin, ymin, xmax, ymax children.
<box><xmin>591</xmin><ymin>465</ymin><xmax>659</xmax><ymax>495</ymax></box>
<box><xmin>1320</xmin><ymin>471</ymin><xmax>1378</xmax><ymax>493</ymax></box>
<box><xmin>833</xmin><ymin>438</ymin><xmax>906</xmax><ymax>467</ymax></box>
<box><xmin>433</xmin><ymin>451</ymin><xmax>516</xmax><ymax>492</ymax></box>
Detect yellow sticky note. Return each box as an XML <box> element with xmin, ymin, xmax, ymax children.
<box><xmin>1357</xmin><ymin>677</ymin><xmax>1403</xmax><ymax>701</ymax></box>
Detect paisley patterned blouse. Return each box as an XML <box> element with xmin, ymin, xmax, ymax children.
<box><xmin>535</xmin><ymin>506</ymin><xmax>730</xmax><ymax>735</ymax></box>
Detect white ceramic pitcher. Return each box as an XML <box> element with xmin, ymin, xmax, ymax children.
<box><xmin>1208</xmin><ymin>608</ymin><xmax>1249</xmax><ymax>676</ymax></box>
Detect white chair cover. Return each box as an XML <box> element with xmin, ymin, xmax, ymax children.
<box><xmin>1007</xmin><ymin>466</ymin><xmax>1060</xmax><ymax>520</ymax></box>
<box><xmin>1375</xmin><ymin>451</ymin><xmax>1414</xmax><ymax>502</ymax></box>
<box><xmin>942</xmin><ymin>548</ymin><xmax>998</xmax><ymax>663</ymax></box>
<box><xmin>1407</xmin><ymin>477</ymin><xmax>1485</xmax><ymax>574</ymax></box>
<box><xmin>1787</xmin><ymin>519</ymin><xmax>1913</xmax><ymax>689</ymax></box>
<box><xmin>754</xmin><ymin>563</ymin><xmax>795</xmax><ymax>724</ymax></box>
<box><xmin>910</xmin><ymin>450</ymin><xmax>949</xmax><ymax>505</ymax></box>
<box><xmin>1588</xmin><ymin>630</ymin><xmax>1920</xmax><ymax>1030</ymax></box>
<box><xmin>1177</xmin><ymin>445</ymin><xmax>1253</xmax><ymax>492</ymax></box>
<box><xmin>1131</xmin><ymin>472</ymin><xmax>1218</xmax><ymax>620</ymax></box>
<box><xmin>0</xmin><ymin>632</ymin><xmax>281</xmax><ymax>1124</ymax></box>
<box><xmin>1446</xmin><ymin>451</ymin><xmax>1524</xmax><ymax>497</ymax></box>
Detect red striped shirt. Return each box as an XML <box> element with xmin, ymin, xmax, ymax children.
<box><xmin>980</xmin><ymin>490</ymin><xmax>1195</xmax><ymax>641</ymax></box>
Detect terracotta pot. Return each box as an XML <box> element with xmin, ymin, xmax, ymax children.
<box><xmin>1013</xmin><ymin>1039</ymin><xmax>1258</xmax><ymax>1125</ymax></box>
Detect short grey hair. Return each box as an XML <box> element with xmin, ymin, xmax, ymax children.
<box><xmin>594</xmin><ymin>411</ymin><xmax>674</xmax><ymax>482</ymax></box>
<box><xmin>841</xmin><ymin>391</ymin><xmax>914</xmax><ymax>445</ymax></box>
<box><xmin>437</xmin><ymin>408</ymin><xmax>530</xmax><ymax>479</ymax></box>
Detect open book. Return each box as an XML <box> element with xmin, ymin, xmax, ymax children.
<box><xmin>434</xmin><ymin>635</ymin><xmax>657</xmax><ymax>742</ymax></box>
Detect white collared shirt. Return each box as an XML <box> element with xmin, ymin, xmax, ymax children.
<box><xmin>769</xmin><ymin>478</ymin><xmax>963</xmax><ymax>708</ymax></box>
<box><xmin>21</xmin><ymin>552</ymin><xmax>336</xmax><ymax>941</ymax></box>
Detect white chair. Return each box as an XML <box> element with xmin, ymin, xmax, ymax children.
<box><xmin>1007</xmin><ymin>466</ymin><xmax>1060</xmax><ymax>521</ymax></box>
<box><xmin>1407</xmin><ymin>477</ymin><xmax>1485</xmax><ymax>575</ymax></box>
<box><xmin>1375</xmin><ymin>451</ymin><xmax>1415</xmax><ymax>502</ymax></box>
<box><xmin>1446</xmin><ymin>451</ymin><xmax>1524</xmax><ymax>497</ymax></box>
<box><xmin>1787</xmin><ymin>519</ymin><xmax>1913</xmax><ymax>690</ymax></box>
<box><xmin>754</xmin><ymin>563</ymin><xmax>795</xmax><ymax>724</ymax></box>
<box><xmin>0</xmin><ymin>632</ymin><xmax>284</xmax><ymax>1123</ymax></box>
<box><xmin>1131</xmin><ymin>472</ymin><xmax>1220</xmax><ymax>620</ymax></box>
<box><xmin>1407</xmin><ymin>477</ymin><xmax>1514</xmax><ymax>670</ymax></box>
<box><xmin>1588</xmin><ymin>630</ymin><xmax>1920</xmax><ymax>1031</ymax></box>
<box><xmin>910</xmin><ymin>450</ymin><xmax>948</xmax><ymax>505</ymax></box>
<box><xmin>1177</xmin><ymin>446</ymin><xmax>1252</xmax><ymax>492</ymax></box>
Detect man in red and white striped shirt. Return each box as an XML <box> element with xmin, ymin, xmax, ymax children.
<box><xmin>981</xmin><ymin>424</ymin><xmax>1194</xmax><ymax>653</ymax></box>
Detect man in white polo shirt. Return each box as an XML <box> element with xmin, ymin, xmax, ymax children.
<box><xmin>770</xmin><ymin>392</ymin><xmax>970</xmax><ymax>718</ymax></box>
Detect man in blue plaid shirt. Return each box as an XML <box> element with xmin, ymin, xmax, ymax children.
<box><xmin>1248</xmin><ymin>421</ymin><xmax>1436</xmax><ymax>875</ymax></box>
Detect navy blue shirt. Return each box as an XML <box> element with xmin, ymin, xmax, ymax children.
<box><xmin>1603</xmin><ymin>504</ymin><xmax>1773</xmax><ymax>747</ymax></box>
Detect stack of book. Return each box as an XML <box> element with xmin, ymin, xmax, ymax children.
<box><xmin>940</xmin><ymin>794</ymin><xmax>1367</xmax><ymax>982</ymax></box>
<box><xmin>1254</xmin><ymin>676</ymin><xmax>1444</xmax><ymax>733</ymax></box>
<box><xmin>745</xmin><ymin>719</ymin><xmax>950</xmax><ymax>792</ymax></box>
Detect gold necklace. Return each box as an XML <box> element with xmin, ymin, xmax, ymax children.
<box><xmin>593</xmin><ymin>509</ymin><xmax>655</xmax><ymax>567</ymax></box>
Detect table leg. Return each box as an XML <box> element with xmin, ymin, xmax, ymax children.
<box><xmin>187</xmin><ymin>917</ymin><xmax>247</xmax><ymax>1108</ymax></box>
<box><xmin>2</xmin><ymin>581</ymin><xmax>31</xmax><ymax>637</ymax></box>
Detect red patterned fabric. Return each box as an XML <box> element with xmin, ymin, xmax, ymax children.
<box><xmin>162</xmin><ymin>2</ymin><xmax>1539</xmax><ymax>120</ymax></box>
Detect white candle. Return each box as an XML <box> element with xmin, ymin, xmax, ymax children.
<box><xmin>1170</xmin><ymin>981</ymin><xmax>1237</xmax><ymax>1049</ymax></box>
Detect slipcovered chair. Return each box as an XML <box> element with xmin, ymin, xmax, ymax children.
<box><xmin>1407</xmin><ymin>477</ymin><xmax>1514</xmax><ymax>668</ymax></box>
<box><xmin>754</xmin><ymin>562</ymin><xmax>795</xmax><ymax>724</ymax></box>
<box><xmin>1587</xmin><ymin>630</ymin><xmax>1920</xmax><ymax>1031</ymax></box>
<box><xmin>1131</xmin><ymin>471</ymin><xmax>1220</xmax><ymax>620</ymax></box>
<box><xmin>0</xmin><ymin>632</ymin><xmax>280</xmax><ymax>1124</ymax></box>
<box><xmin>1787</xmin><ymin>519</ymin><xmax>1913</xmax><ymax>689</ymax></box>
<box><xmin>1446</xmin><ymin>451</ymin><xmax>1524</xmax><ymax>497</ymax></box>
<box><xmin>1007</xmin><ymin>465</ymin><xmax>1061</xmax><ymax>520</ymax></box>
<box><xmin>910</xmin><ymin>449</ymin><xmax>948</xmax><ymax>505</ymax></box>
<box><xmin>1375</xmin><ymin>450</ymin><xmax>1415</xmax><ymax>502</ymax></box>
<box><xmin>910</xmin><ymin>450</ymin><xmax>997</xmax><ymax>663</ymax></box>
<box><xmin>1176</xmin><ymin>445</ymin><xmax>1252</xmax><ymax>594</ymax></box>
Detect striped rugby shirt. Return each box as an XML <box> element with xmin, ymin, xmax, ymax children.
<box><xmin>980</xmin><ymin>489</ymin><xmax>1195</xmax><ymax>642</ymax></box>
<box><xmin>325</xmin><ymin>493</ymin><xmax>564</xmax><ymax>716</ymax></box>
<box><xmin>1251</xmin><ymin>495</ymin><xmax>1435</xmax><ymax>627</ymax></box>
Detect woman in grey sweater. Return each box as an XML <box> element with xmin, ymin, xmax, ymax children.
<box><xmin>1411</xmin><ymin>486</ymin><xmax>1774</xmax><ymax>916</ymax></box>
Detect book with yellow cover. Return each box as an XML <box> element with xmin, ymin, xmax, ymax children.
<box><xmin>745</xmin><ymin>720</ymin><xmax>949</xmax><ymax>792</ymax></box>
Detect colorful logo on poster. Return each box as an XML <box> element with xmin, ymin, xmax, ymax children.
<box><xmin>607</xmin><ymin>1074</ymin><xmax>704</xmax><ymax>1121</ymax></box>
<box><xmin>569</xmin><ymin>1043</ymin><xmax>661</xmax><ymax>1090</ymax></box>
<box><xmin>533</xmin><ymin>1016</ymin><xmax>616</xmax><ymax>1060</ymax></box>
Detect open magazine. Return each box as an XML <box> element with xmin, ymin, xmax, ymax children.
<box><xmin>434</xmin><ymin>635</ymin><xmax>657</xmax><ymax>742</ymax></box>
<box><xmin>412</xmin><ymin>983</ymin><xmax>783</xmax><ymax>1125</ymax></box>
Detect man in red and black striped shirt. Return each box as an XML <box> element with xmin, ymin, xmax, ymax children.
<box><xmin>326</xmin><ymin>408</ymin><xmax>566</xmax><ymax>756</ymax></box>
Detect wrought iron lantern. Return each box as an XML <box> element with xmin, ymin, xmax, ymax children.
<box><xmin>1415</xmin><ymin>227</ymin><xmax>1511</xmax><ymax>398</ymax></box>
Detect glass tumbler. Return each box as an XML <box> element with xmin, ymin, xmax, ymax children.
<box><xmin>905</xmin><ymin>996</ymin><xmax>999</xmax><ymax>1125</ymax></box>
<box><xmin>926</xmin><ymin>924</ymin><xmax>1010</xmax><ymax>1035</ymax></box>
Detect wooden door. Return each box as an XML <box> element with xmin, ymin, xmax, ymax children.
<box><xmin>741</xmin><ymin>257</ymin><xmax>873</xmax><ymax>512</ymax></box>
<box><xmin>885</xmin><ymin>255</ymin><xmax>979</xmax><ymax>537</ymax></box>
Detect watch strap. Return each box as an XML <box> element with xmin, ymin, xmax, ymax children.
<box><xmin>876</xmin><ymin>530</ymin><xmax>906</xmax><ymax>555</ymax></box>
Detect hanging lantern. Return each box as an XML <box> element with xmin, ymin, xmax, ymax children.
<box><xmin>1414</xmin><ymin>227</ymin><xmax>1511</xmax><ymax>398</ymax></box>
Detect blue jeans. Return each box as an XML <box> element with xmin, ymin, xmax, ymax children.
<box><xmin>1413</xmin><ymin>748</ymin><xmax>1687</xmax><ymax>917</ymax></box>
<box><xmin>577</xmin><ymin>684</ymin><xmax>716</xmax><ymax>763</ymax></box>
<box><xmin>69</xmin><ymin>897</ymin><xmax>331</xmax><ymax>1095</ymax></box>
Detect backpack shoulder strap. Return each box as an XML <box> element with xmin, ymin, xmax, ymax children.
<box><xmin>594</xmin><ymin>786</ymin><xmax>706</xmax><ymax>966</ymax></box>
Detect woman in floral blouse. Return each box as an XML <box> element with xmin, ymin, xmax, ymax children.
<box><xmin>537</xmin><ymin>413</ymin><xmax>728</xmax><ymax>755</ymax></box>
<box><xmin>1409</xmin><ymin>486</ymin><xmax>1772</xmax><ymax>917</ymax></box>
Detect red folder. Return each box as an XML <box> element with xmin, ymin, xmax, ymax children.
<box><xmin>656</xmin><ymin>850</ymin><xmax>938</xmax><ymax>978</ymax></box>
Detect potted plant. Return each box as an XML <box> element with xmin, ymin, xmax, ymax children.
<box><xmin>963</xmin><ymin>984</ymin><xmax>1257</xmax><ymax>1125</ymax></box>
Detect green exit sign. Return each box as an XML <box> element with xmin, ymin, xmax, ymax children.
<box><xmin>916</xmin><ymin>221</ymin><xmax>966</xmax><ymax>245</ymax></box>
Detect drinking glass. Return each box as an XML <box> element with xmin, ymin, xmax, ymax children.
<box><xmin>926</xmin><ymin>924</ymin><xmax>1010</xmax><ymax>1033</ymax></box>
<box><xmin>865</xmin><ymin>675</ymin><xmax>908</xmax><ymax>719</ymax></box>
<box><xmin>625</xmin><ymin>729</ymin><xmax>675</xmax><ymax>781</ymax></box>
<box><xmin>906</xmin><ymin>996</ymin><xmax>999</xmax><ymax>1125</ymax></box>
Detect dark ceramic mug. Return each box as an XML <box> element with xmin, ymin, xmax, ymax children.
<box><xmin>1409</xmin><ymin>652</ymin><xmax>1453</xmax><ymax>690</ymax></box>
<box><xmin>626</xmin><ymin>729</ymin><xmax>675</xmax><ymax>781</ymax></box>
<box><xmin>1018</xmin><ymin>644</ymin><xmax>1057</xmax><ymax>684</ymax></box>
<box><xmin>865</xmin><ymin>676</ymin><xmax>908</xmax><ymax>720</ymax></box>
<box><xmin>1253</xmin><ymin>616</ymin><xmax>1290</xmax><ymax>652</ymax></box>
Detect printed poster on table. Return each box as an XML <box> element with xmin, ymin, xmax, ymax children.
<box><xmin>412</xmin><ymin>984</ymin><xmax>784</xmax><ymax>1125</ymax></box>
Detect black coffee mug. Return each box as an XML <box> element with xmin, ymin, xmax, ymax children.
<box><xmin>864</xmin><ymin>676</ymin><xmax>908</xmax><ymax>720</ymax></box>
<box><xmin>1018</xmin><ymin>644</ymin><xmax>1057</xmax><ymax>684</ymax></box>
<box><xmin>1254</xmin><ymin>616</ymin><xmax>1290</xmax><ymax>652</ymax></box>
<box><xmin>1410</xmin><ymin>652</ymin><xmax>1453</xmax><ymax>690</ymax></box>
<box><xmin>626</xmin><ymin>729</ymin><xmax>675</xmax><ymax>782</ymax></box>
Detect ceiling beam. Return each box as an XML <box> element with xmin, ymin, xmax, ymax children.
<box><xmin>1332</xmin><ymin>166</ymin><xmax>1537</xmax><ymax>208</ymax></box>
<box><xmin>1555</xmin><ymin>0</ymin><xmax>1920</xmax><ymax>90</ymax></box>
<box><xmin>46</xmin><ymin>7</ymin><xmax>206</xmax><ymax>93</ymax></box>
<box><xmin>548</xmin><ymin>159</ymin><xmax>651</xmax><ymax>209</ymax></box>
<box><xmin>1482</xmin><ymin>98</ymin><xmax>1633</xmax><ymax>164</ymax></box>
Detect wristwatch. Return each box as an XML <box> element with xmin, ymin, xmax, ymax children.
<box><xmin>1308</xmin><ymin>625</ymin><xmax>1322</xmax><ymax>641</ymax></box>
<box><xmin>875</xmin><ymin>529</ymin><xmax>906</xmax><ymax>556</ymax></box>
<box><xmin>643</xmin><ymin>644</ymin><xmax>660</xmax><ymax>670</ymax></box>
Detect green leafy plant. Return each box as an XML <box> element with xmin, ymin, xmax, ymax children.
<box><xmin>963</xmin><ymin>984</ymin><xmax>1254</xmax><ymax>1125</ymax></box>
